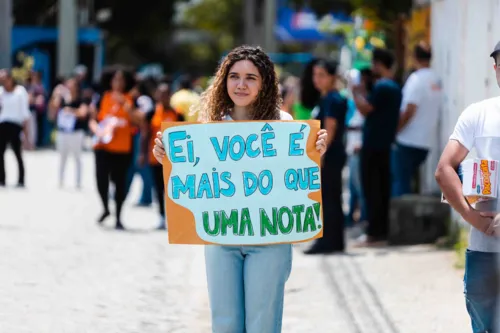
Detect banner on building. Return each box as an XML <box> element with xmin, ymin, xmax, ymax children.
<box><xmin>161</xmin><ymin>120</ymin><xmax>323</xmax><ymax>245</ymax></box>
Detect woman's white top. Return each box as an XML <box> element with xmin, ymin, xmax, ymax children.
<box><xmin>223</xmin><ymin>110</ymin><xmax>293</xmax><ymax>121</ymax></box>
<box><xmin>0</xmin><ymin>85</ymin><xmax>31</xmax><ymax>126</ymax></box>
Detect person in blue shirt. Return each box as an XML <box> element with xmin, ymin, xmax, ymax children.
<box><xmin>124</xmin><ymin>78</ymin><xmax>156</xmax><ymax>207</ymax></box>
<box><xmin>343</xmin><ymin>68</ymin><xmax>371</xmax><ymax>228</ymax></box>
<box><xmin>354</xmin><ymin>48</ymin><xmax>402</xmax><ymax>246</ymax></box>
<box><xmin>304</xmin><ymin>59</ymin><xmax>348</xmax><ymax>254</ymax></box>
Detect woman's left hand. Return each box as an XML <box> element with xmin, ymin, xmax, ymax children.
<box><xmin>316</xmin><ymin>129</ymin><xmax>328</xmax><ymax>156</ymax></box>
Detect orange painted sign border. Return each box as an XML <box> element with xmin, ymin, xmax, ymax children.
<box><xmin>161</xmin><ymin>120</ymin><xmax>323</xmax><ymax>245</ymax></box>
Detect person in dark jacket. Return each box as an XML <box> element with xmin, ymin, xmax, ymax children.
<box><xmin>305</xmin><ymin>59</ymin><xmax>348</xmax><ymax>254</ymax></box>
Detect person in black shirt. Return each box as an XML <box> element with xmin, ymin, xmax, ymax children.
<box><xmin>49</xmin><ymin>76</ymin><xmax>90</xmax><ymax>189</ymax></box>
<box><xmin>305</xmin><ymin>59</ymin><xmax>348</xmax><ymax>255</ymax></box>
<box><xmin>354</xmin><ymin>48</ymin><xmax>403</xmax><ymax>245</ymax></box>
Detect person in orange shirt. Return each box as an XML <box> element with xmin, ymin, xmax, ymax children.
<box><xmin>89</xmin><ymin>68</ymin><xmax>143</xmax><ymax>230</ymax></box>
<box><xmin>140</xmin><ymin>83</ymin><xmax>184</xmax><ymax>230</ymax></box>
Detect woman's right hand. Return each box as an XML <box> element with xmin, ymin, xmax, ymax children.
<box><xmin>153</xmin><ymin>131</ymin><xmax>166</xmax><ymax>165</ymax></box>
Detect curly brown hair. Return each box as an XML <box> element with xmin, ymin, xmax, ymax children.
<box><xmin>196</xmin><ymin>45</ymin><xmax>281</xmax><ymax>122</ymax></box>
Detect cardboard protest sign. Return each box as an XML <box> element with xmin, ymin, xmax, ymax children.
<box><xmin>161</xmin><ymin>120</ymin><xmax>323</xmax><ymax>245</ymax></box>
<box><xmin>441</xmin><ymin>159</ymin><xmax>499</xmax><ymax>205</ymax></box>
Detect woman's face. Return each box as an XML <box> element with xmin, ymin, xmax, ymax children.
<box><xmin>226</xmin><ymin>60</ymin><xmax>262</xmax><ymax>108</ymax></box>
<box><xmin>129</xmin><ymin>86</ymin><xmax>139</xmax><ymax>99</ymax></box>
<box><xmin>156</xmin><ymin>84</ymin><xmax>171</xmax><ymax>104</ymax></box>
<box><xmin>31</xmin><ymin>71</ymin><xmax>41</xmax><ymax>83</ymax></box>
<box><xmin>66</xmin><ymin>78</ymin><xmax>78</xmax><ymax>94</ymax></box>
<box><xmin>4</xmin><ymin>76</ymin><xmax>15</xmax><ymax>90</ymax></box>
<box><xmin>111</xmin><ymin>71</ymin><xmax>126</xmax><ymax>92</ymax></box>
<box><xmin>312</xmin><ymin>65</ymin><xmax>334</xmax><ymax>92</ymax></box>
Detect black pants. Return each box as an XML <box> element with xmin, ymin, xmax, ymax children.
<box><xmin>0</xmin><ymin>122</ymin><xmax>25</xmax><ymax>185</ymax></box>
<box><xmin>360</xmin><ymin>148</ymin><xmax>391</xmax><ymax>239</ymax></box>
<box><xmin>319</xmin><ymin>151</ymin><xmax>346</xmax><ymax>250</ymax></box>
<box><xmin>151</xmin><ymin>164</ymin><xmax>165</xmax><ymax>217</ymax></box>
<box><xmin>95</xmin><ymin>150</ymin><xmax>132</xmax><ymax>222</ymax></box>
<box><xmin>35</xmin><ymin>111</ymin><xmax>45</xmax><ymax>147</ymax></box>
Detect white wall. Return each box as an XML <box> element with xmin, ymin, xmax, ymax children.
<box><xmin>488</xmin><ymin>0</ymin><xmax>500</xmax><ymax>97</ymax></box>
<box><xmin>432</xmin><ymin>0</ymin><xmax>500</xmax><ymax>136</ymax></box>
<box><xmin>420</xmin><ymin>0</ymin><xmax>461</xmax><ymax>194</ymax></box>
<box><xmin>422</xmin><ymin>0</ymin><xmax>500</xmax><ymax>194</ymax></box>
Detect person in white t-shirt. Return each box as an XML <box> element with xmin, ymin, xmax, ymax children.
<box><xmin>393</xmin><ymin>42</ymin><xmax>442</xmax><ymax>197</ymax></box>
<box><xmin>0</xmin><ymin>71</ymin><xmax>32</xmax><ymax>187</ymax></box>
<box><xmin>435</xmin><ymin>41</ymin><xmax>500</xmax><ymax>333</ymax></box>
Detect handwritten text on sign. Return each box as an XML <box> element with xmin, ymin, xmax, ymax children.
<box><xmin>161</xmin><ymin>121</ymin><xmax>323</xmax><ymax>245</ymax></box>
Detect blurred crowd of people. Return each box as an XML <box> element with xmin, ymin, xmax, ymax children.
<box><xmin>0</xmin><ymin>64</ymin><xmax>202</xmax><ymax>230</ymax></box>
<box><xmin>0</xmin><ymin>41</ymin><xmax>441</xmax><ymax>241</ymax></box>
<box><xmin>278</xmin><ymin>42</ymin><xmax>441</xmax><ymax>253</ymax></box>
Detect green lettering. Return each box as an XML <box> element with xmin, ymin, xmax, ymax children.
<box><xmin>313</xmin><ymin>202</ymin><xmax>321</xmax><ymax>220</ymax></box>
<box><xmin>303</xmin><ymin>206</ymin><xmax>317</xmax><ymax>232</ymax></box>
<box><xmin>292</xmin><ymin>205</ymin><xmax>305</xmax><ymax>233</ymax></box>
<box><xmin>221</xmin><ymin>209</ymin><xmax>238</xmax><ymax>236</ymax></box>
<box><xmin>278</xmin><ymin>206</ymin><xmax>293</xmax><ymax>234</ymax></box>
<box><xmin>260</xmin><ymin>208</ymin><xmax>278</xmax><ymax>236</ymax></box>
<box><xmin>239</xmin><ymin>208</ymin><xmax>254</xmax><ymax>236</ymax></box>
<box><xmin>313</xmin><ymin>202</ymin><xmax>322</xmax><ymax>229</ymax></box>
<box><xmin>203</xmin><ymin>211</ymin><xmax>220</xmax><ymax>236</ymax></box>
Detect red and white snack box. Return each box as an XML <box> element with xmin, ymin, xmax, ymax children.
<box><xmin>441</xmin><ymin>159</ymin><xmax>499</xmax><ymax>205</ymax></box>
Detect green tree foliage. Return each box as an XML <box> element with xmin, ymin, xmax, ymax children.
<box><xmin>350</xmin><ymin>0</ymin><xmax>413</xmax><ymax>21</ymax></box>
<box><xmin>291</xmin><ymin>0</ymin><xmax>412</xmax><ymax>34</ymax></box>
<box><xmin>13</xmin><ymin>0</ymin><xmax>186</xmax><ymax>65</ymax></box>
<box><xmin>182</xmin><ymin>0</ymin><xmax>243</xmax><ymax>39</ymax></box>
<box><xmin>94</xmin><ymin>0</ymin><xmax>187</xmax><ymax>64</ymax></box>
<box><xmin>12</xmin><ymin>0</ymin><xmax>413</xmax><ymax>72</ymax></box>
<box><xmin>95</xmin><ymin>0</ymin><xmax>181</xmax><ymax>40</ymax></box>
<box><xmin>176</xmin><ymin>0</ymin><xmax>243</xmax><ymax>74</ymax></box>
<box><xmin>13</xmin><ymin>0</ymin><xmax>58</xmax><ymax>25</ymax></box>
<box><xmin>289</xmin><ymin>0</ymin><xmax>353</xmax><ymax>15</ymax></box>
<box><xmin>290</xmin><ymin>0</ymin><xmax>412</xmax><ymax>21</ymax></box>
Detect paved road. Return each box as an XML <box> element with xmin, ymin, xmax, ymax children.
<box><xmin>0</xmin><ymin>150</ymin><xmax>471</xmax><ymax>333</ymax></box>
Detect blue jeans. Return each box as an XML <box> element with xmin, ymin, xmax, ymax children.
<box><xmin>464</xmin><ymin>250</ymin><xmax>500</xmax><ymax>333</ymax></box>
<box><xmin>125</xmin><ymin>133</ymin><xmax>153</xmax><ymax>204</ymax></box>
<box><xmin>205</xmin><ymin>244</ymin><xmax>293</xmax><ymax>333</ymax></box>
<box><xmin>347</xmin><ymin>153</ymin><xmax>367</xmax><ymax>225</ymax></box>
<box><xmin>391</xmin><ymin>143</ymin><xmax>428</xmax><ymax>197</ymax></box>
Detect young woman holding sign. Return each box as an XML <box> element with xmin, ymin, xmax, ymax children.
<box><xmin>151</xmin><ymin>45</ymin><xmax>328</xmax><ymax>333</ymax></box>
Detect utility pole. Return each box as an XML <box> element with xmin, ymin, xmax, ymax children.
<box><xmin>57</xmin><ymin>0</ymin><xmax>78</xmax><ymax>76</ymax></box>
<box><xmin>244</xmin><ymin>0</ymin><xmax>256</xmax><ymax>45</ymax></box>
<box><xmin>263</xmin><ymin>0</ymin><xmax>277</xmax><ymax>53</ymax></box>
<box><xmin>0</xmin><ymin>0</ymin><xmax>12</xmax><ymax>69</ymax></box>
